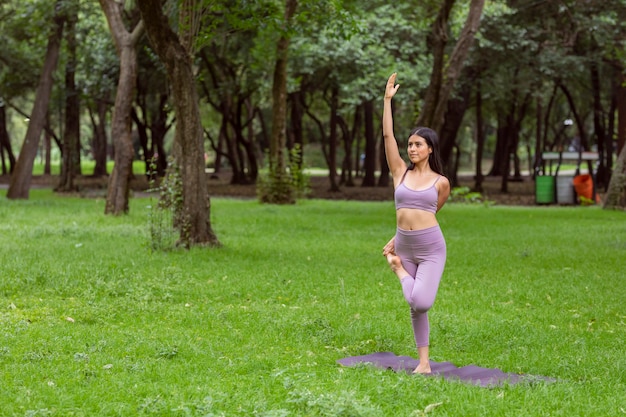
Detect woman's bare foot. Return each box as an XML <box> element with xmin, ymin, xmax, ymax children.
<box><xmin>386</xmin><ymin>254</ymin><xmax>409</xmax><ymax>281</ymax></box>
<box><xmin>413</xmin><ymin>362</ymin><xmax>432</xmax><ymax>375</ymax></box>
<box><xmin>385</xmin><ymin>253</ymin><xmax>402</xmax><ymax>272</ymax></box>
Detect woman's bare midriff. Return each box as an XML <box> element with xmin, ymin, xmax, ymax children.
<box><xmin>396</xmin><ymin>208</ymin><xmax>439</xmax><ymax>230</ymax></box>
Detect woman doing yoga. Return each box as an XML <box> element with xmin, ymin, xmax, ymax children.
<box><xmin>381</xmin><ymin>73</ymin><xmax>450</xmax><ymax>375</ymax></box>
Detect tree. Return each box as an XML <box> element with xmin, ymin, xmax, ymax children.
<box><xmin>133</xmin><ymin>46</ymin><xmax>172</xmax><ymax>178</ymax></box>
<box><xmin>0</xmin><ymin>104</ymin><xmax>16</xmax><ymax>174</ymax></box>
<box><xmin>417</xmin><ymin>0</ymin><xmax>485</xmax><ymax>135</ymax></box>
<box><xmin>603</xmin><ymin>72</ymin><xmax>626</xmax><ymax>209</ymax></box>
<box><xmin>603</xmin><ymin>144</ymin><xmax>626</xmax><ymax>209</ymax></box>
<box><xmin>99</xmin><ymin>0</ymin><xmax>144</xmax><ymax>214</ymax></box>
<box><xmin>7</xmin><ymin>0</ymin><xmax>65</xmax><ymax>199</ymax></box>
<box><xmin>1</xmin><ymin>0</ymin><xmax>49</xmax><ymax>177</ymax></box>
<box><xmin>77</xmin><ymin>2</ymin><xmax>120</xmax><ymax>179</ymax></box>
<box><xmin>260</xmin><ymin>0</ymin><xmax>299</xmax><ymax>203</ymax></box>
<box><xmin>137</xmin><ymin>0</ymin><xmax>219</xmax><ymax>247</ymax></box>
<box><xmin>57</xmin><ymin>1</ymin><xmax>81</xmax><ymax>193</ymax></box>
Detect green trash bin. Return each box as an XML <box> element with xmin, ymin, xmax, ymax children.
<box><xmin>535</xmin><ymin>175</ymin><xmax>555</xmax><ymax>204</ymax></box>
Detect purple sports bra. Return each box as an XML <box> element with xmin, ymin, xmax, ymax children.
<box><xmin>394</xmin><ymin>170</ymin><xmax>441</xmax><ymax>214</ymax></box>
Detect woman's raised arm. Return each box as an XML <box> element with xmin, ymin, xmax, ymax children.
<box><xmin>382</xmin><ymin>73</ymin><xmax>407</xmax><ymax>182</ymax></box>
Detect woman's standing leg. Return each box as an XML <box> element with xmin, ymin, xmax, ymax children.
<box><xmin>386</xmin><ymin>252</ymin><xmax>445</xmax><ymax>374</ymax></box>
<box><xmin>386</xmin><ymin>254</ymin><xmax>433</xmax><ymax>374</ymax></box>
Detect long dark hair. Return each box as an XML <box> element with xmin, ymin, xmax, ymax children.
<box><xmin>407</xmin><ymin>126</ymin><xmax>445</xmax><ymax>176</ymax></box>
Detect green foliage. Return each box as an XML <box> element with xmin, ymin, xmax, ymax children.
<box><xmin>0</xmin><ymin>192</ymin><xmax>625</xmax><ymax>415</ymax></box>
<box><xmin>0</xmin><ymin>0</ymin><xmax>52</xmax><ymax>98</ymax></box>
<box><xmin>146</xmin><ymin>157</ymin><xmax>187</xmax><ymax>251</ymax></box>
<box><xmin>449</xmin><ymin>186</ymin><xmax>493</xmax><ymax>206</ymax></box>
<box><xmin>257</xmin><ymin>144</ymin><xmax>310</xmax><ymax>204</ymax></box>
<box><xmin>578</xmin><ymin>196</ymin><xmax>595</xmax><ymax>206</ymax></box>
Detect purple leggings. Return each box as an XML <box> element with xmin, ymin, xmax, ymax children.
<box><xmin>395</xmin><ymin>225</ymin><xmax>446</xmax><ymax>348</ymax></box>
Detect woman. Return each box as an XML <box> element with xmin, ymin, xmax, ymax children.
<box><xmin>381</xmin><ymin>73</ymin><xmax>450</xmax><ymax>375</ymax></box>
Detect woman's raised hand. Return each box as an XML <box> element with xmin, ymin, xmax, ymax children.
<box><xmin>384</xmin><ymin>73</ymin><xmax>400</xmax><ymax>100</ymax></box>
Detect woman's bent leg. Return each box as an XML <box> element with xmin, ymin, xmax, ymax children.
<box><xmin>393</xmin><ymin>227</ymin><xmax>446</xmax><ymax>373</ymax></box>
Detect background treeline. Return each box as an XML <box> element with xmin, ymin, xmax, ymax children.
<box><xmin>1</xmin><ymin>0</ymin><xmax>626</xmax><ymax>196</ymax></box>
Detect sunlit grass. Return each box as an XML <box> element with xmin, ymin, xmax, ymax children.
<box><xmin>0</xmin><ymin>190</ymin><xmax>624</xmax><ymax>416</ymax></box>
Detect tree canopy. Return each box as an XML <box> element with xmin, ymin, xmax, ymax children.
<box><xmin>2</xmin><ymin>0</ymin><xmax>626</xmax><ymax>211</ymax></box>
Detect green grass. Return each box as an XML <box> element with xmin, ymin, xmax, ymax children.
<box><xmin>0</xmin><ymin>190</ymin><xmax>624</xmax><ymax>416</ymax></box>
<box><xmin>31</xmin><ymin>160</ymin><xmax>147</xmax><ymax>176</ymax></box>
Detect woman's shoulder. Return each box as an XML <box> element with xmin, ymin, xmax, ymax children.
<box><xmin>437</xmin><ymin>174</ymin><xmax>450</xmax><ymax>185</ymax></box>
<box><xmin>435</xmin><ymin>175</ymin><xmax>451</xmax><ymax>193</ymax></box>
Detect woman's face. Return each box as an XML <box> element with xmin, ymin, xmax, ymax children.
<box><xmin>407</xmin><ymin>135</ymin><xmax>432</xmax><ymax>164</ymax></box>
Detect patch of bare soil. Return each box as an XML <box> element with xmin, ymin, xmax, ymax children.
<box><xmin>1</xmin><ymin>172</ymin><xmax>540</xmax><ymax>206</ymax></box>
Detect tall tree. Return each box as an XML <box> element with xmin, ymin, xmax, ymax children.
<box><xmin>0</xmin><ymin>104</ymin><xmax>16</xmax><ymax>174</ymax></box>
<box><xmin>417</xmin><ymin>0</ymin><xmax>485</xmax><ymax>134</ymax></box>
<box><xmin>361</xmin><ymin>100</ymin><xmax>377</xmax><ymax>187</ymax></box>
<box><xmin>7</xmin><ymin>0</ymin><xmax>65</xmax><ymax>199</ymax></box>
<box><xmin>603</xmin><ymin>144</ymin><xmax>626</xmax><ymax>209</ymax></box>
<box><xmin>57</xmin><ymin>1</ymin><xmax>80</xmax><ymax>193</ymax></box>
<box><xmin>261</xmin><ymin>0</ymin><xmax>298</xmax><ymax>203</ymax></box>
<box><xmin>137</xmin><ymin>0</ymin><xmax>219</xmax><ymax>246</ymax></box>
<box><xmin>99</xmin><ymin>0</ymin><xmax>144</xmax><ymax>214</ymax></box>
<box><xmin>603</xmin><ymin>71</ymin><xmax>626</xmax><ymax>209</ymax></box>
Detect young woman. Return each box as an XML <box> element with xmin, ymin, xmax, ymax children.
<box><xmin>381</xmin><ymin>73</ymin><xmax>450</xmax><ymax>374</ymax></box>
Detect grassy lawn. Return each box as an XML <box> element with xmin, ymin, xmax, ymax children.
<box><xmin>0</xmin><ymin>190</ymin><xmax>624</xmax><ymax>416</ymax></box>
<box><xmin>30</xmin><ymin>161</ymin><xmax>149</xmax><ymax>176</ymax></box>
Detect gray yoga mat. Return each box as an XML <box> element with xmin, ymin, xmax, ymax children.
<box><xmin>337</xmin><ymin>352</ymin><xmax>554</xmax><ymax>387</ymax></box>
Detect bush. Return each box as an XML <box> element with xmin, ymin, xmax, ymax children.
<box><xmin>257</xmin><ymin>144</ymin><xmax>310</xmax><ymax>204</ymax></box>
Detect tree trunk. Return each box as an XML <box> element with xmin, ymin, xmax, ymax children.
<box><xmin>418</xmin><ymin>0</ymin><xmax>455</xmax><ymax>129</ymax></box>
<box><xmin>289</xmin><ymin>90</ymin><xmax>304</xmax><ymax>173</ymax></box>
<box><xmin>474</xmin><ymin>83</ymin><xmax>485</xmax><ymax>192</ymax></box>
<box><xmin>0</xmin><ymin>104</ymin><xmax>16</xmax><ymax>175</ymax></box>
<box><xmin>417</xmin><ymin>0</ymin><xmax>485</xmax><ymax>134</ymax></box>
<box><xmin>327</xmin><ymin>85</ymin><xmax>340</xmax><ymax>192</ymax></box>
<box><xmin>244</xmin><ymin>100</ymin><xmax>259</xmax><ymax>181</ymax></box>
<box><xmin>265</xmin><ymin>0</ymin><xmax>298</xmax><ymax>202</ymax></box>
<box><xmin>99</xmin><ymin>0</ymin><xmax>144</xmax><ymax>214</ymax></box>
<box><xmin>590</xmin><ymin>60</ymin><xmax>611</xmax><ymax>190</ymax></box>
<box><xmin>150</xmin><ymin>93</ymin><xmax>170</xmax><ymax>176</ymax></box>
<box><xmin>361</xmin><ymin>100</ymin><xmax>377</xmax><ymax>187</ymax></box>
<box><xmin>137</xmin><ymin>0</ymin><xmax>219</xmax><ymax>246</ymax></box>
<box><xmin>57</xmin><ymin>6</ymin><xmax>80</xmax><ymax>193</ymax></box>
<box><xmin>133</xmin><ymin>89</ymin><xmax>171</xmax><ymax>178</ymax></box>
<box><xmin>499</xmin><ymin>115</ymin><xmax>512</xmax><ymax>193</ymax></box>
<box><xmin>378</xmin><ymin>135</ymin><xmax>390</xmax><ymax>187</ymax></box>
<box><xmin>603</xmin><ymin>144</ymin><xmax>626</xmax><ymax>209</ymax></box>
<box><xmin>231</xmin><ymin>99</ymin><xmax>255</xmax><ymax>184</ymax></box>
<box><xmin>131</xmin><ymin>108</ymin><xmax>151</xmax><ymax>176</ymax></box>
<box><xmin>617</xmin><ymin>72</ymin><xmax>626</xmax><ymax>155</ymax></box>
<box><xmin>340</xmin><ymin>107</ymin><xmax>359</xmax><ymax>187</ymax></box>
<box><xmin>490</xmin><ymin>111</ymin><xmax>509</xmax><ymax>177</ymax></box>
<box><xmin>439</xmin><ymin>82</ymin><xmax>471</xmax><ymax>185</ymax></box>
<box><xmin>533</xmin><ymin>96</ymin><xmax>542</xmax><ymax>178</ymax></box>
<box><xmin>44</xmin><ymin>114</ymin><xmax>52</xmax><ymax>175</ymax></box>
<box><xmin>604</xmin><ymin>71</ymin><xmax>626</xmax><ymax>209</ymax></box>
<box><xmin>7</xmin><ymin>1</ymin><xmax>65</xmax><ymax>199</ymax></box>
<box><xmin>89</xmin><ymin>98</ymin><xmax>109</xmax><ymax>177</ymax></box>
